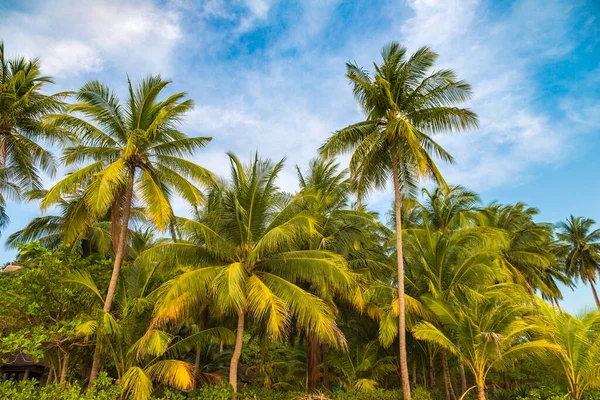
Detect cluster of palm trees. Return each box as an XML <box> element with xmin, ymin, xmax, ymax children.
<box><xmin>2</xmin><ymin>39</ymin><xmax>600</xmax><ymax>400</ymax></box>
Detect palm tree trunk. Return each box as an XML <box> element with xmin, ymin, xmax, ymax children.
<box><xmin>0</xmin><ymin>135</ymin><xmax>6</xmax><ymax>168</ymax></box>
<box><xmin>193</xmin><ymin>343</ymin><xmax>202</xmax><ymax>390</ymax></box>
<box><xmin>477</xmin><ymin>384</ymin><xmax>486</xmax><ymax>400</ymax></box>
<box><xmin>589</xmin><ymin>279</ymin><xmax>600</xmax><ymax>308</ymax></box>
<box><xmin>60</xmin><ymin>348</ymin><xmax>70</xmax><ymax>384</ymax></box>
<box><xmin>229</xmin><ymin>310</ymin><xmax>245</xmax><ymax>393</ymax></box>
<box><xmin>441</xmin><ymin>349</ymin><xmax>456</xmax><ymax>400</ymax></box>
<box><xmin>391</xmin><ymin>151</ymin><xmax>411</xmax><ymax>400</ymax></box>
<box><xmin>412</xmin><ymin>359</ymin><xmax>417</xmax><ymax>386</ymax></box>
<box><xmin>89</xmin><ymin>173</ymin><xmax>135</xmax><ymax>386</ymax></box>
<box><xmin>459</xmin><ymin>362</ymin><xmax>467</xmax><ymax>395</ymax></box>
<box><xmin>306</xmin><ymin>334</ymin><xmax>320</xmax><ymax>391</ymax></box>
<box><xmin>427</xmin><ymin>354</ymin><xmax>435</xmax><ymax>391</ymax></box>
<box><xmin>322</xmin><ymin>344</ymin><xmax>330</xmax><ymax>390</ymax></box>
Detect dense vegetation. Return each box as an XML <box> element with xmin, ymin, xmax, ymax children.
<box><xmin>1</xmin><ymin>40</ymin><xmax>599</xmax><ymax>400</ymax></box>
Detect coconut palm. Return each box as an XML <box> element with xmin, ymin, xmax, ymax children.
<box><xmin>0</xmin><ymin>42</ymin><xmax>67</xmax><ymax>235</ymax></box>
<box><xmin>403</xmin><ymin>221</ymin><xmax>503</xmax><ymax>400</ymax></box>
<box><xmin>412</xmin><ymin>286</ymin><xmax>552</xmax><ymax>400</ymax></box>
<box><xmin>67</xmin><ymin>262</ymin><xmax>233</xmax><ymax>400</ymax></box>
<box><xmin>143</xmin><ymin>153</ymin><xmax>359</xmax><ymax>392</ymax></box>
<box><xmin>41</xmin><ymin>75</ymin><xmax>213</xmax><ymax>384</ymax></box>
<box><xmin>556</xmin><ymin>215</ymin><xmax>600</xmax><ymax>308</ymax></box>
<box><xmin>296</xmin><ymin>158</ymin><xmax>389</xmax><ymax>390</ymax></box>
<box><xmin>477</xmin><ymin>203</ymin><xmax>564</xmax><ymax>303</ymax></box>
<box><xmin>528</xmin><ymin>301</ymin><xmax>600</xmax><ymax>399</ymax></box>
<box><xmin>320</xmin><ymin>42</ymin><xmax>478</xmax><ymax>399</ymax></box>
<box><xmin>5</xmin><ymin>190</ymin><xmax>147</xmax><ymax>256</ymax></box>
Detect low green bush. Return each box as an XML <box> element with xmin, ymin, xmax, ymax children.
<box><xmin>0</xmin><ymin>372</ymin><xmax>121</xmax><ymax>400</ymax></box>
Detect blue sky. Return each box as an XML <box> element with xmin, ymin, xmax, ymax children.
<box><xmin>0</xmin><ymin>0</ymin><xmax>599</xmax><ymax>313</ymax></box>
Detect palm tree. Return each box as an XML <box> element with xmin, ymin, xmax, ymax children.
<box><xmin>5</xmin><ymin>190</ymin><xmax>146</xmax><ymax>256</ymax></box>
<box><xmin>556</xmin><ymin>215</ymin><xmax>600</xmax><ymax>308</ymax></box>
<box><xmin>320</xmin><ymin>42</ymin><xmax>478</xmax><ymax>398</ymax></box>
<box><xmin>404</xmin><ymin>221</ymin><xmax>503</xmax><ymax>400</ymax></box>
<box><xmin>41</xmin><ymin>75</ymin><xmax>213</xmax><ymax>384</ymax></box>
<box><xmin>296</xmin><ymin>158</ymin><xmax>387</xmax><ymax>390</ymax></box>
<box><xmin>477</xmin><ymin>203</ymin><xmax>564</xmax><ymax>303</ymax></box>
<box><xmin>143</xmin><ymin>153</ymin><xmax>359</xmax><ymax>392</ymax></box>
<box><xmin>528</xmin><ymin>301</ymin><xmax>600</xmax><ymax>399</ymax></box>
<box><xmin>0</xmin><ymin>42</ymin><xmax>67</xmax><ymax>235</ymax></box>
<box><xmin>67</xmin><ymin>263</ymin><xmax>233</xmax><ymax>400</ymax></box>
<box><xmin>413</xmin><ymin>286</ymin><xmax>551</xmax><ymax>400</ymax></box>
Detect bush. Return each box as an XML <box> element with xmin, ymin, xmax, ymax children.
<box><xmin>0</xmin><ymin>372</ymin><xmax>121</xmax><ymax>400</ymax></box>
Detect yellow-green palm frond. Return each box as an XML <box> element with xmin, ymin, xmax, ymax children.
<box><xmin>145</xmin><ymin>360</ymin><xmax>194</xmax><ymax>392</ymax></box>
<box><xmin>122</xmin><ymin>366</ymin><xmax>153</xmax><ymax>400</ymax></box>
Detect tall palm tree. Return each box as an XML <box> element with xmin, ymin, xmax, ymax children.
<box><xmin>556</xmin><ymin>215</ymin><xmax>600</xmax><ymax>308</ymax></box>
<box><xmin>143</xmin><ymin>154</ymin><xmax>359</xmax><ymax>392</ymax></box>
<box><xmin>320</xmin><ymin>42</ymin><xmax>478</xmax><ymax>398</ymax></box>
<box><xmin>41</xmin><ymin>75</ymin><xmax>213</xmax><ymax>384</ymax></box>
<box><xmin>0</xmin><ymin>42</ymin><xmax>67</xmax><ymax>234</ymax></box>
<box><xmin>296</xmin><ymin>158</ymin><xmax>386</xmax><ymax>390</ymax></box>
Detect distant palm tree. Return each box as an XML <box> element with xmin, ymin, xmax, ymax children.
<box><xmin>0</xmin><ymin>42</ymin><xmax>67</xmax><ymax>234</ymax></box>
<box><xmin>477</xmin><ymin>203</ymin><xmax>565</xmax><ymax>303</ymax></box>
<box><xmin>413</xmin><ymin>286</ymin><xmax>551</xmax><ymax>400</ymax></box>
<box><xmin>144</xmin><ymin>154</ymin><xmax>359</xmax><ymax>392</ymax></box>
<box><xmin>41</xmin><ymin>75</ymin><xmax>213</xmax><ymax>384</ymax></box>
<box><xmin>320</xmin><ymin>42</ymin><xmax>478</xmax><ymax>398</ymax></box>
<box><xmin>557</xmin><ymin>215</ymin><xmax>600</xmax><ymax>308</ymax></box>
<box><xmin>528</xmin><ymin>301</ymin><xmax>600</xmax><ymax>400</ymax></box>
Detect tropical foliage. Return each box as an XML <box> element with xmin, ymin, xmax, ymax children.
<box><xmin>0</xmin><ymin>40</ymin><xmax>599</xmax><ymax>400</ymax></box>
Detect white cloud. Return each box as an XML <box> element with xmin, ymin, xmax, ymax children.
<box><xmin>0</xmin><ymin>0</ymin><xmax>182</xmax><ymax>77</ymax></box>
<box><xmin>393</xmin><ymin>0</ymin><xmax>580</xmax><ymax>190</ymax></box>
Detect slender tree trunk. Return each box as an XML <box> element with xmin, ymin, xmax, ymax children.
<box><xmin>0</xmin><ymin>135</ymin><xmax>6</xmax><ymax>169</ymax></box>
<box><xmin>441</xmin><ymin>350</ymin><xmax>456</xmax><ymax>400</ymax></box>
<box><xmin>427</xmin><ymin>354</ymin><xmax>435</xmax><ymax>391</ymax></box>
<box><xmin>412</xmin><ymin>359</ymin><xmax>417</xmax><ymax>386</ymax></box>
<box><xmin>459</xmin><ymin>362</ymin><xmax>467</xmax><ymax>395</ymax></box>
<box><xmin>590</xmin><ymin>279</ymin><xmax>600</xmax><ymax>308</ymax></box>
<box><xmin>193</xmin><ymin>343</ymin><xmax>202</xmax><ymax>390</ymax></box>
<box><xmin>89</xmin><ymin>173</ymin><xmax>135</xmax><ymax>387</ymax></box>
<box><xmin>306</xmin><ymin>334</ymin><xmax>320</xmax><ymax>391</ymax></box>
<box><xmin>322</xmin><ymin>344</ymin><xmax>330</xmax><ymax>391</ymax></box>
<box><xmin>60</xmin><ymin>349</ymin><xmax>70</xmax><ymax>384</ymax></box>
<box><xmin>46</xmin><ymin>366</ymin><xmax>54</xmax><ymax>385</ymax></box>
<box><xmin>229</xmin><ymin>310</ymin><xmax>245</xmax><ymax>393</ymax></box>
<box><xmin>391</xmin><ymin>151</ymin><xmax>411</xmax><ymax>400</ymax></box>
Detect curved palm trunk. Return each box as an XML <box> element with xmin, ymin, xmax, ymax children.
<box><xmin>229</xmin><ymin>310</ymin><xmax>245</xmax><ymax>393</ymax></box>
<box><xmin>589</xmin><ymin>279</ymin><xmax>600</xmax><ymax>308</ymax></box>
<box><xmin>441</xmin><ymin>349</ymin><xmax>456</xmax><ymax>400</ymax></box>
<box><xmin>391</xmin><ymin>151</ymin><xmax>411</xmax><ymax>400</ymax></box>
<box><xmin>89</xmin><ymin>174</ymin><xmax>135</xmax><ymax>387</ymax></box>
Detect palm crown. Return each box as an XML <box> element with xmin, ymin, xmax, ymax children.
<box><xmin>145</xmin><ymin>153</ymin><xmax>360</xmax><ymax>392</ymax></box>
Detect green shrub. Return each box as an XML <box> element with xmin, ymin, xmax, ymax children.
<box><xmin>0</xmin><ymin>372</ymin><xmax>121</xmax><ymax>400</ymax></box>
<box><xmin>331</xmin><ymin>388</ymin><xmax>403</xmax><ymax>400</ymax></box>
